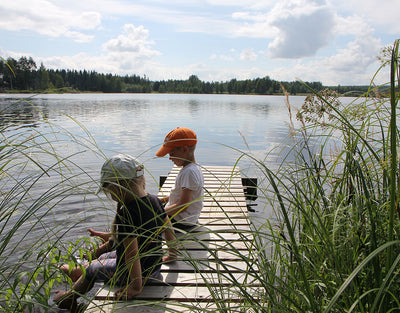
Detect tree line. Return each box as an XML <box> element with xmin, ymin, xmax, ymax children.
<box><xmin>0</xmin><ymin>56</ymin><xmax>370</xmax><ymax>95</ymax></box>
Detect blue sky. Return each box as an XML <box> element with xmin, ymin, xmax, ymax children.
<box><xmin>0</xmin><ymin>0</ymin><xmax>399</xmax><ymax>85</ymax></box>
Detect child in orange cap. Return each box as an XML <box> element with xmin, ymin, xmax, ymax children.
<box><xmin>156</xmin><ymin>127</ymin><xmax>204</xmax><ymax>231</ymax></box>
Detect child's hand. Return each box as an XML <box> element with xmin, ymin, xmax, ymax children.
<box><xmin>159</xmin><ymin>195</ymin><xmax>169</xmax><ymax>205</ymax></box>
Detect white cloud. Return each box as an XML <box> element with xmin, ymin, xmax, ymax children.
<box><xmin>0</xmin><ymin>0</ymin><xmax>393</xmax><ymax>86</ymax></box>
<box><xmin>232</xmin><ymin>12</ymin><xmax>277</xmax><ymax>38</ymax></box>
<box><xmin>0</xmin><ymin>1</ymin><xmax>101</xmax><ymax>42</ymax></box>
<box><xmin>63</xmin><ymin>32</ymin><xmax>95</xmax><ymax>43</ymax></box>
<box><xmin>102</xmin><ymin>24</ymin><xmax>161</xmax><ymax>72</ymax></box>
<box><xmin>332</xmin><ymin>0</ymin><xmax>400</xmax><ymax>33</ymax></box>
<box><xmin>104</xmin><ymin>25</ymin><xmax>155</xmax><ymax>53</ymax></box>
<box><xmin>267</xmin><ymin>0</ymin><xmax>335</xmax><ymax>58</ymax></box>
<box><xmin>34</xmin><ymin>24</ymin><xmax>161</xmax><ymax>75</ymax></box>
<box><xmin>240</xmin><ymin>48</ymin><xmax>258</xmax><ymax>61</ymax></box>
<box><xmin>323</xmin><ymin>35</ymin><xmax>381</xmax><ymax>74</ymax></box>
<box><xmin>71</xmin><ymin>0</ymin><xmax>240</xmax><ymax>36</ymax></box>
<box><xmin>210</xmin><ymin>53</ymin><xmax>235</xmax><ymax>61</ymax></box>
<box><xmin>204</xmin><ymin>0</ymin><xmax>275</xmax><ymax>10</ymax></box>
<box><xmin>267</xmin><ymin>34</ymin><xmax>384</xmax><ymax>85</ymax></box>
<box><xmin>334</xmin><ymin>14</ymin><xmax>374</xmax><ymax>36</ymax></box>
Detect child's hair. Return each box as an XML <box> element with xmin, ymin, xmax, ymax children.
<box><xmin>108</xmin><ymin>175</ymin><xmax>146</xmax><ymax>245</ymax></box>
<box><xmin>188</xmin><ymin>145</ymin><xmax>196</xmax><ymax>153</ymax></box>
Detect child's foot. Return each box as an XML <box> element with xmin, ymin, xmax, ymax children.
<box><xmin>88</xmin><ymin>228</ymin><xmax>109</xmax><ymax>242</ymax></box>
<box><xmin>59</xmin><ymin>264</ymin><xmax>82</xmax><ymax>282</ymax></box>
<box><xmin>162</xmin><ymin>254</ymin><xmax>177</xmax><ymax>263</ymax></box>
<box><xmin>54</xmin><ymin>290</ymin><xmax>78</xmax><ymax>310</ymax></box>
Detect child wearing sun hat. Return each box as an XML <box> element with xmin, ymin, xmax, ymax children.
<box><xmin>54</xmin><ymin>154</ymin><xmax>176</xmax><ymax>309</ymax></box>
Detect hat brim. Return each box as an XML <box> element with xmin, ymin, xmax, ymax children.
<box><xmin>156</xmin><ymin>145</ymin><xmax>173</xmax><ymax>157</ymax></box>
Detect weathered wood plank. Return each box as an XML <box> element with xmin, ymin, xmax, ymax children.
<box><xmin>87</xmin><ymin>301</ymin><xmax>248</xmax><ymax>313</ymax></box>
<box><xmin>161</xmin><ymin>259</ymin><xmax>259</xmax><ymax>273</ymax></box>
<box><xmin>196</xmin><ymin>218</ymin><xmax>250</xmax><ymax>226</ymax></box>
<box><xmin>197</xmin><ymin>213</ymin><xmax>248</xmax><ymax>219</ymax></box>
<box><xmin>94</xmin><ymin>284</ymin><xmax>261</xmax><ymax>302</ymax></box>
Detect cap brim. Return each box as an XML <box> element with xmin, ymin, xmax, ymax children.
<box><xmin>156</xmin><ymin>145</ymin><xmax>173</xmax><ymax>157</ymax></box>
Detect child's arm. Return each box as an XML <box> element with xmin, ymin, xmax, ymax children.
<box><xmin>158</xmin><ymin>195</ymin><xmax>169</xmax><ymax>205</ymax></box>
<box><xmin>162</xmin><ymin>217</ymin><xmax>177</xmax><ymax>262</ymax></box>
<box><xmin>164</xmin><ymin>188</ymin><xmax>193</xmax><ymax>216</ymax></box>
<box><xmin>115</xmin><ymin>237</ymin><xmax>142</xmax><ymax>300</ymax></box>
<box><xmin>88</xmin><ymin>239</ymin><xmax>113</xmax><ymax>259</ymax></box>
<box><xmin>85</xmin><ymin>229</ymin><xmax>113</xmax><ymax>260</ymax></box>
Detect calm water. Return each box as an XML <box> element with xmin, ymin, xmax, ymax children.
<box><xmin>0</xmin><ymin>93</ymin><xmax>306</xmax><ymax>190</ymax></box>
<box><xmin>0</xmin><ymin>93</ymin><xmax>330</xmax><ymax>259</ymax></box>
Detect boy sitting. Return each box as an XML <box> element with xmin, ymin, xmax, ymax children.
<box><xmin>156</xmin><ymin>127</ymin><xmax>204</xmax><ymax>231</ymax></box>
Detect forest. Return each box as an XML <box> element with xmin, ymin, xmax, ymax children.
<box><xmin>0</xmin><ymin>56</ymin><xmax>370</xmax><ymax>95</ymax></box>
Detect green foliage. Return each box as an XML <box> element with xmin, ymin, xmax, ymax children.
<box><xmin>0</xmin><ymin>241</ymin><xmax>95</xmax><ymax>312</ymax></box>
<box><xmin>0</xmin><ymin>103</ymin><xmax>105</xmax><ymax>312</ymax></box>
<box><xmin>0</xmin><ymin>56</ymin><xmax>365</xmax><ymax>95</ymax></box>
<box><xmin>243</xmin><ymin>39</ymin><xmax>400</xmax><ymax>312</ymax></box>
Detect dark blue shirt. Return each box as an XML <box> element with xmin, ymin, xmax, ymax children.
<box><xmin>115</xmin><ymin>194</ymin><xmax>166</xmax><ymax>278</ymax></box>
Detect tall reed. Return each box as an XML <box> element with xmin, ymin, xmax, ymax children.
<box><xmin>233</xmin><ymin>39</ymin><xmax>400</xmax><ymax>312</ymax></box>
<box><xmin>186</xmin><ymin>38</ymin><xmax>399</xmax><ymax>312</ymax></box>
<box><xmin>0</xmin><ymin>101</ymin><xmax>107</xmax><ymax>312</ymax></box>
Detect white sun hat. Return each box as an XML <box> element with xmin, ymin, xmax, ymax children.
<box><xmin>99</xmin><ymin>154</ymin><xmax>144</xmax><ymax>189</ymax></box>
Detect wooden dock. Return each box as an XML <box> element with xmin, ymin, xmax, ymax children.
<box><xmin>86</xmin><ymin>165</ymin><xmax>261</xmax><ymax>312</ymax></box>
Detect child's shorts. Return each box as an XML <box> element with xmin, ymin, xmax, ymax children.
<box><xmin>84</xmin><ymin>251</ymin><xmax>162</xmax><ymax>286</ymax></box>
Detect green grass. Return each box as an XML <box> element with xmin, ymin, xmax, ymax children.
<box><xmin>0</xmin><ymin>102</ymin><xmax>108</xmax><ymax>312</ymax></box>
<box><xmin>180</xmin><ymin>38</ymin><xmax>399</xmax><ymax>312</ymax></box>
<box><xmin>237</xmin><ymin>39</ymin><xmax>400</xmax><ymax>312</ymax></box>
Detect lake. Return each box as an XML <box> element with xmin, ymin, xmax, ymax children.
<box><xmin>0</xmin><ymin>93</ymin><xmax>305</xmax><ymax>187</ymax></box>
<box><xmin>0</xmin><ymin>93</ymin><xmax>346</xmax><ymax>252</ymax></box>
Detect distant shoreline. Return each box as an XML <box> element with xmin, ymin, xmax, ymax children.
<box><xmin>0</xmin><ymin>56</ymin><xmax>374</xmax><ymax>96</ymax></box>
<box><xmin>0</xmin><ymin>89</ymin><xmax>369</xmax><ymax>97</ymax></box>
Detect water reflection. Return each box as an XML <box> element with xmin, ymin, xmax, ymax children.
<box><xmin>0</xmin><ymin>100</ymin><xmax>47</xmax><ymax>128</ymax></box>
<box><xmin>188</xmin><ymin>99</ymin><xmax>200</xmax><ymax>113</ymax></box>
<box><xmin>0</xmin><ymin>93</ymin><xmax>305</xmax><ymax>194</ymax></box>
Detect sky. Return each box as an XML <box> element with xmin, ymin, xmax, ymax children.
<box><xmin>0</xmin><ymin>0</ymin><xmax>399</xmax><ymax>86</ymax></box>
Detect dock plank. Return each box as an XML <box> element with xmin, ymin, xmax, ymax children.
<box><xmin>92</xmin><ymin>284</ymin><xmax>261</xmax><ymax>302</ymax></box>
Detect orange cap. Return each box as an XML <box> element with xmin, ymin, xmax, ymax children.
<box><xmin>156</xmin><ymin>127</ymin><xmax>197</xmax><ymax>157</ymax></box>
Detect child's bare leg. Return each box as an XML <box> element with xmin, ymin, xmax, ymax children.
<box><xmin>60</xmin><ymin>264</ymin><xmax>83</xmax><ymax>282</ymax></box>
<box><xmin>54</xmin><ymin>275</ymin><xmax>93</xmax><ymax>310</ymax></box>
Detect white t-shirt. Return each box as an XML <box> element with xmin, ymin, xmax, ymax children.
<box><xmin>166</xmin><ymin>162</ymin><xmax>204</xmax><ymax>224</ymax></box>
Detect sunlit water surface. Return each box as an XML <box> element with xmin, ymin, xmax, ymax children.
<box><xmin>0</xmin><ymin>93</ymin><xmax>355</xmax><ymax>263</ymax></box>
